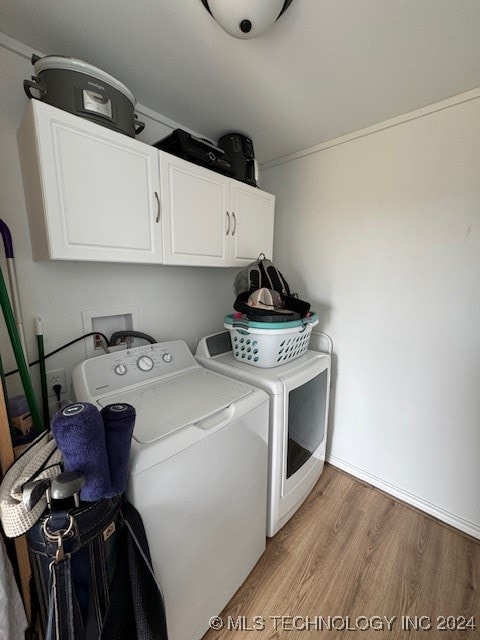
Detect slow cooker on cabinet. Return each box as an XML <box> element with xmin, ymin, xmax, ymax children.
<box><xmin>24</xmin><ymin>55</ymin><xmax>144</xmax><ymax>138</ymax></box>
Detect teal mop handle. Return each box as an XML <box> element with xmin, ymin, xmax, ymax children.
<box><xmin>0</xmin><ymin>266</ymin><xmax>44</xmax><ymax>433</ymax></box>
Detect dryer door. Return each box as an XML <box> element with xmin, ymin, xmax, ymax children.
<box><xmin>285</xmin><ymin>367</ymin><xmax>329</xmax><ymax>478</ymax></box>
<box><xmin>280</xmin><ymin>355</ymin><xmax>331</xmax><ymax>499</ymax></box>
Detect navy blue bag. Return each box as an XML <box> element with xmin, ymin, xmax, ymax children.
<box><xmin>27</xmin><ymin>495</ymin><xmax>168</xmax><ymax>640</ymax></box>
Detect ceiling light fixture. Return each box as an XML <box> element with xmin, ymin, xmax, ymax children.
<box><xmin>200</xmin><ymin>0</ymin><xmax>294</xmax><ymax>39</ymax></box>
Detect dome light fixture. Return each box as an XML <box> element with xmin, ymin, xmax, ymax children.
<box><xmin>200</xmin><ymin>0</ymin><xmax>294</xmax><ymax>39</ymax></box>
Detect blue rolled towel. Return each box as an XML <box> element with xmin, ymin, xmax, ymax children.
<box><xmin>51</xmin><ymin>403</ymin><xmax>111</xmax><ymax>501</ymax></box>
<box><xmin>101</xmin><ymin>403</ymin><xmax>136</xmax><ymax>497</ymax></box>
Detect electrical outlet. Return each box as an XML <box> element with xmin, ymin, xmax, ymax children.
<box><xmin>47</xmin><ymin>369</ymin><xmax>67</xmax><ymax>397</ymax></box>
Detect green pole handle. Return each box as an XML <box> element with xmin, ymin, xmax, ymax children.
<box><xmin>0</xmin><ymin>267</ymin><xmax>44</xmax><ymax>433</ymax></box>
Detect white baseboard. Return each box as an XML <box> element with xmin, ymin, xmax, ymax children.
<box><xmin>327</xmin><ymin>454</ymin><xmax>480</xmax><ymax>540</ymax></box>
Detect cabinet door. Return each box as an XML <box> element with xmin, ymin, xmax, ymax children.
<box><xmin>229</xmin><ymin>181</ymin><xmax>275</xmax><ymax>266</ymax></box>
<box><xmin>20</xmin><ymin>101</ymin><xmax>162</xmax><ymax>263</ymax></box>
<box><xmin>160</xmin><ymin>152</ymin><xmax>230</xmax><ymax>266</ymax></box>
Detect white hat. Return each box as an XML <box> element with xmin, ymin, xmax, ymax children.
<box><xmin>247</xmin><ymin>288</ymin><xmax>290</xmax><ymax>313</ymax></box>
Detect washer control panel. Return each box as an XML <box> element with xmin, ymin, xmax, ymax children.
<box><xmin>72</xmin><ymin>340</ymin><xmax>198</xmax><ymax>401</ymax></box>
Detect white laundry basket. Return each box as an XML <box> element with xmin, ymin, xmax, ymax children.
<box><xmin>224</xmin><ymin>313</ymin><xmax>319</xmax><ymax>368</ymax></box>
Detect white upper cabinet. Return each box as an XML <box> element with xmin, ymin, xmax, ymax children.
<box><xmin>160</xmin><ymin>152</ymin><xmax>274</xmax><ymax>267</ymax></box>
<box><xmin>18</xmin><ymin>100</ymin><xmax>162</xmax><ymax>263</ymax></box>
<box><xmin>228</xmin><ymin>181</ymin><xmax>275</xmax><ymax>266</ymax></box>
<box><xmin>160</xmin><ymin>152</ymin><xmax>230</xmax><ymax>266</ymax></box>
<box><xmin>18</xmin><ymin>101</ymin><xmax>274</xmax><ymax>267</ymax></box>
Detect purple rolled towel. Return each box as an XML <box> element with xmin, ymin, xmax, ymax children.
<box><xmin>101</xmin><ymin>403</ymin><xmax>136</xmax><ymax>497</ymax></box>
<box><xmin>51</xmin><ymin>403</ymin><xmax>111</xmax><ymax>501</ymax></box>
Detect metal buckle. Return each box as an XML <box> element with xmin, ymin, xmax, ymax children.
<box><xmin>43</xmin><ymin>514</ymin><xmax>74</xmax><ymax>565</ymax></box>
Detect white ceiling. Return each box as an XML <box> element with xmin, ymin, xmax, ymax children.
<box><xmin>2</xmin><ymin>0</ymin><xmax>480</xmax><ymax>163</ymax></box>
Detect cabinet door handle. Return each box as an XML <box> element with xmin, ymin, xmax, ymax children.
<box><xmin>226</xmin><ymin>212</ymin><xmax>231</xmax><ymax>235</ymax></box>
<box><xmin>154</xmin><ymin>191</ymin><xmax>161</xmax><ymax>223</ymax></box>
<box><xmin>232</xmin><ymin>212</ymin><xmax>237</xmax><ymax>236</ymax></box>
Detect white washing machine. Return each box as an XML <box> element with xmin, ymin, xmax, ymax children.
<box><xmin>72</xmin><ymin>340</ymin><xmax>269</xmax><ymax>640</ymax></box>
<box><xmin>196</xmin><ymin>330</ymin><xmax>332</xmax><ymax>537</ymax></box>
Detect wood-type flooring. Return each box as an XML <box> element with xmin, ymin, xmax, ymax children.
<box><xmin>202</xmin><ymin>464</ymin><xmax>480</xmax><ymax>640</ymax></box>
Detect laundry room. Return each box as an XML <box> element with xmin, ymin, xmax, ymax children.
<box><xmin>1</xmin><ymin>2</ymin><xmax>480</xmax><ymax>639</ymax></box>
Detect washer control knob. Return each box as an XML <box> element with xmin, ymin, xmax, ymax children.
<box><xmin>162</xmin><ymin>353</ymin><xmax>173</xmax><ymax>363</ymax></box>
<box><xmin>137</xmin><ymin>355</ymin><xmax>154</xmax><ymax>371</ymax></box>
<box><xmin>114</xmin><ymin>364</ymin><xmax>127</xmax><ymax>376</ymax></box>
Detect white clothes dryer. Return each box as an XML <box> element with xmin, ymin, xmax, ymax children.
<box><xmin>72</xmin><ymin>340</ymin><xmax>269</xmax><ymax>640</ymax></box>
<box><xmin>196</xmin><ymin>330</ymin><xmax>332</xmax><ymax>537</ymax></box>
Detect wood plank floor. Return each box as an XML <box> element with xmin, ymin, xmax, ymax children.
<box><xmin>203</xmin><ymin>464</ymin><xmax>480</xmax><ymax>640</ymax></box>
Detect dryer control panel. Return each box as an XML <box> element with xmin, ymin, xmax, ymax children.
<box><xmin>72</xmin><ymin>340</ymin><xmax>198</xmax><ymax>402</ymax></box>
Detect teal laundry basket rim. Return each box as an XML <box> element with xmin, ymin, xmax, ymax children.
<box><xmin>223</xmin><ymin>312</ymin><xmax>318</xmax><ymax>331</ymax></box>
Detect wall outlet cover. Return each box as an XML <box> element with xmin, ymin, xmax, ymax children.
<box><xmin>46</xmin><ymin>368</ymin><xmax>67</xmax><ymax>397</ymax></box>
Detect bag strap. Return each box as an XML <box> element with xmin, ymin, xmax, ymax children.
<box><xmin>258</xmin><ymin>260</ymin><xmax>291</xmax><ymax>296</ymax></box>
<box><xmin>100</xmin><ymin>500</ymin><xmax>168</xmax><ymax>640</ymax></box>
<box><xmin>122</xmin><ymin>514</ymin><xmax>164</xmax><ymax>595</ymax></box>
<box><xmin>41</xmin><ymin>506</ymin><xmax>85</xmax><ymax>640</ymax></box>
<box><xmin>25</xmin><ymin>573</ymin><xmax>40</xmax><ymax>640</ymax></box>
<box><xmin>45</xmin><ymin>555</ymin><xmax>84</xmax><ymax>640</ymax></box>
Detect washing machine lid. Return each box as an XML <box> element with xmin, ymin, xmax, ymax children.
<box><xmin>97</xmin><ymin>368</ymin><xmax>252</xmax><ymax>444</ymax></box>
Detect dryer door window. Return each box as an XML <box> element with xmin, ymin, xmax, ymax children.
<box><xmin>286</xmin><ymin>368</ymin><xmax>328</xmax><ymax>479</ymax></box>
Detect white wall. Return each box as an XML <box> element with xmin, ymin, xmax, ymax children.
<box><xmin>261</xmin><ymin>94</ymin><xmax>480</xmax><ymax>538</ymax></box>
<box><xmin>0</xmin><ymin>38</ymin><xmax>235</xmax><ymax>406</ymax></box>
<box><xmin>3</xmin><ymin>32</ymin><xmax>479</xmax><ymax>538</ymax></box>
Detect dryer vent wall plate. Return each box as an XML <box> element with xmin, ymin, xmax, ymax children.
<box><xmin>201</xmin><ymin>0</ymin><xmax>294</xmax><ymax>39</ymax></box>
